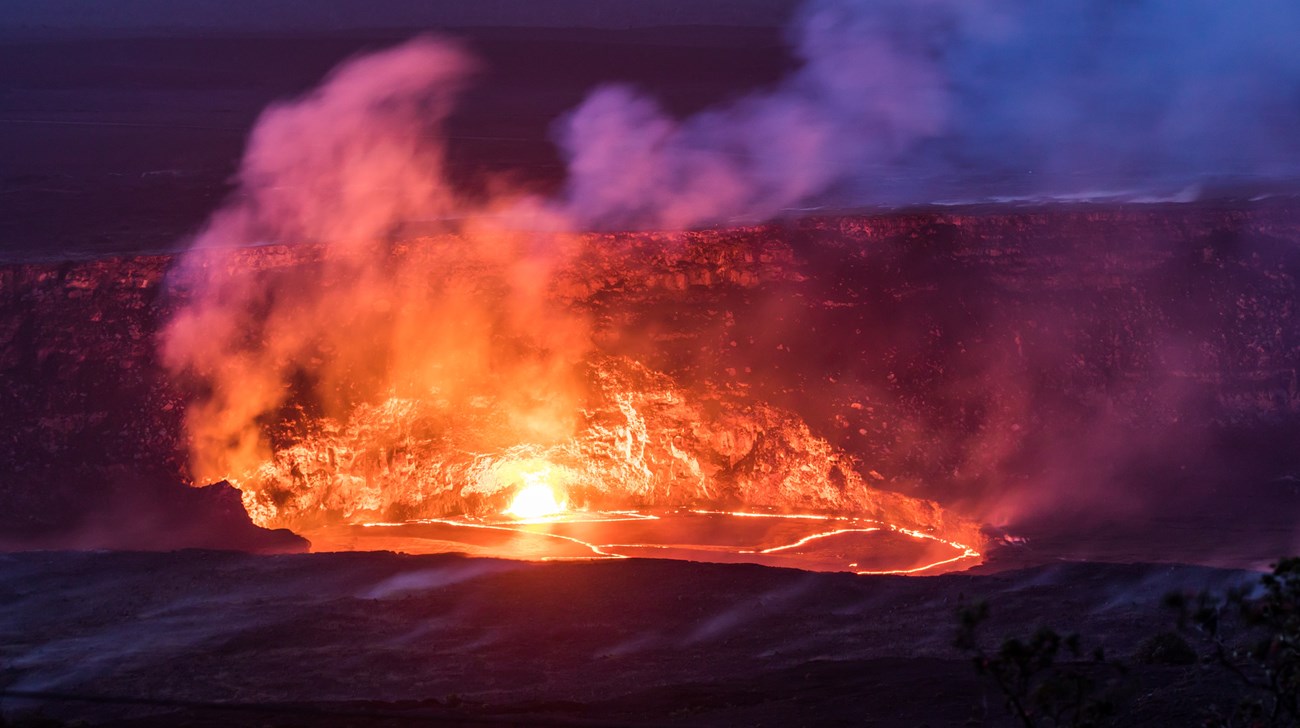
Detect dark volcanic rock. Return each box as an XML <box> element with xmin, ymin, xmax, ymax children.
<box><xmin>0</xmin><ymin>551</ymin><xmax>1263</xmax><ymax>726</ymax></box>
<box><xmin>582</xmin><ymin>205</ymin><xmax>1300</xmax><ymax>563</ymax></box>
<box><xmin>0</xmin><ymin>480</ymin><xmax>306</xmax><ymax>553</ymax></box>
<box><xmin>0</xmin><ymin>255</ymin><xmax>304</xmax><ymax>551</ymax></box>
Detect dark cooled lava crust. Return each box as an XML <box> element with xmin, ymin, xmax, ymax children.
<box><xmin>0</xmin><ymin>550</ymin><xmax>1265</xmax><ymax>726</ymax></box>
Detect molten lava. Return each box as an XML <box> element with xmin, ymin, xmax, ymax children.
<box><xmin>315</xmin><ymin>508</ymin><xmax>981</xmax><ymax>575</ymax></box>
<box><xmin>202</xmin><ymin>348</ymin><xmax>987</xmax><ymax>574</ymax></box>
<box><xmin>503</xmin><ymin>465</ymin><xmax>568</xmax><ymax>520</ymax></box>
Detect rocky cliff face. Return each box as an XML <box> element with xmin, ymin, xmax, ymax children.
<box><xmin>244</xmin><ymin>354</ymin><xmax>968</xmax><ymax>544</ymax></box>
<box><xmin>580</xmin><ymin>205</ymin><xmax>1300</xmax><ymax>522</ymax></box>
<box><xmin>2</xmin><ymin>203</ymin><xmax>1298</xmax><ymax>548</ymax></box>
<box><xmin>0</xmin><ymin>255</ymin><xmax>304</xmax><ymax>550</ymax></box>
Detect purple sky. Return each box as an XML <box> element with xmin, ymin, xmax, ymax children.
<box><xmin>0</xmin><ymin>0</ymin><xmax>797</xmax><ymax>33</ymax></box>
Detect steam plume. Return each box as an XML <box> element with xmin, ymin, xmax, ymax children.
<box><xmin>162</xmin><ymin>37</ymin><xmax>589</xmax><ymax>490</ymax></box>
<box><xmin>553</xmin><ymin>0</ymin><xmax>1300</xmax><ymax>228</ymax></box>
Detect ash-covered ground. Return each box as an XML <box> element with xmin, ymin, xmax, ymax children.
<box><xmin>0</xmin><ymin>551</ymin><xmax>1265</xmax><ymax>726</ymax></box>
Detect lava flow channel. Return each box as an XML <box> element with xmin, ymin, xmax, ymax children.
<box><xmin>305</xmin><ymin>506</ymin><xmax>982</xmax><ymax>576</ymax></box>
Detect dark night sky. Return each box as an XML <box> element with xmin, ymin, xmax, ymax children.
<box><xmin>0</xmin><ymin>0</ymin><xmax>798</xmax><ymax>33</ymax></box>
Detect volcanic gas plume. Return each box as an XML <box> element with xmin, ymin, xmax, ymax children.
<box><xmin>162</xmin><ymin>38</ymin><xmax>588</xmax><ymax>516</ymax></box>
<box><xmin>157</xmin><ymin>31</ymin><xmax>983</xmax><ymax>561</ymax></box>
<box><xmin>551</xmin><ymin>0</ymin><xmax>1300</xmax><ymax>225</ymax></box>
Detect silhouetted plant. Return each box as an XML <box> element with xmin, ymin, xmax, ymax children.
<box><xmin>1133</xmin><ymin>631</ymin><xmax>1198</xmax><ymax>666</ymax></box>
<box><xmin>955</xmin><ymin>601</ymin><xmax>1128</xmax><ymax>727</ymax></box>
<box><xmin>1167</xmin><ymin>557</ymin><xmax>1300</xmax><ymax>727</ymax></box>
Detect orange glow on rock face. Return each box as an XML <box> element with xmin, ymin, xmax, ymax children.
<box><xmin>186</xmin><ymin>342</ymin><xmax>988</xmax><ymax>566</ymax></box>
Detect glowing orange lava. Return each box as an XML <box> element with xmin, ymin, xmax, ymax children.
<box><xmin>316</xmin><ymin>508</ymin><xmax>984</xmax><ymax>575</ymax></box>
<box><xmin>503</xmin><ymin>466</ymin><xmax>568</xmax><ymax>520</ymax></box>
